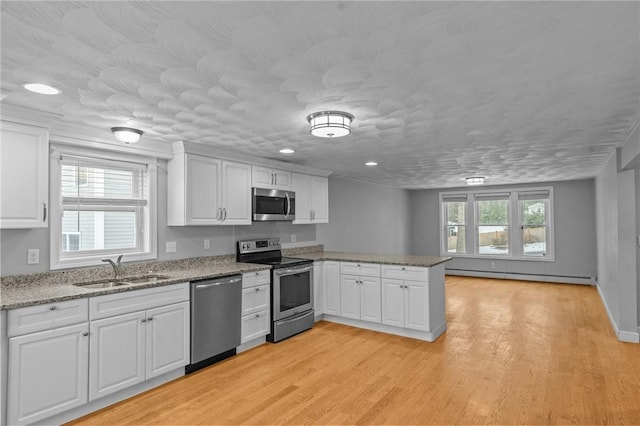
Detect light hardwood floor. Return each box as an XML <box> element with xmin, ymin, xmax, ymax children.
<box><xmin>68</xmin><ymin>276</ymin><xmax>640</xmax><ymax>425</ymax></box>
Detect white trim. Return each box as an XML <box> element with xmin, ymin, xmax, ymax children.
<box><xmin>439</xmin><ymin>185</ymin><xmax>555</xmax><ymax>261</ymax></box>
<box><xmin>237</xmin><ymin>337</ymin><xmax>267</xmax><ymax>353</ymax></box>
<box><xmin>596</xmin><ymin>285</ymin><xmax>640</xmax><ymax>343</ymax></box>
<box><xmin>50</xmin><ymin>146</ymin><xmax>158</xmax><ymax>270</ymax></box>
<box><xmin>322</xmin><ymin>315</ymin><xmax>447</xmax><ymax>342</ymax></box>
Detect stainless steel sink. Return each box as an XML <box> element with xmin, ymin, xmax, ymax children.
<box><xmin>74</xmin><ymin>280</ymin><xmax>130</xmax><ymax>289</ymax></box>
<box><xmin>120</xmin><ymin>274</ymin><xmax>170</xmax><ymax>284</ymax></box>
<box><xmin>73</xmin><ymin>274</ymin><xmax>169</xmax><ymax>289</ymax></box>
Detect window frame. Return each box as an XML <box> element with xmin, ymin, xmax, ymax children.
<box><xmin>50</xmin><ymin>145</ymin><xmax>158</xmax><ymax>270</ymax></box>
<box><xmin>439</xmin><ymin>186</ymin><xmax>554</xmax><ymax>262</ymax></box>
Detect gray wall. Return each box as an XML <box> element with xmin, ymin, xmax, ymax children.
<box><xmin>595</xmin><ymin>125</ymin><xmax>639</xmax><ymax>341</ymax></box>
<box><xmin>409</xmin><ymin>179</ymin><xmax>598</xmax><ymax>281</ymax></box>
<box><xmin>0</xmin><ymin>160</ymin><xmax>317</xmax><ymax>276</ymax></box>
<box><xmin>316</xmin><ymin>176</ymin><xmax>411</xmax><ymax>255</ymax></box>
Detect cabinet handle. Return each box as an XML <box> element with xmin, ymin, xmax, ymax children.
<box><xmin>49</xmin><ymin>306</ymin><xmax>57</xmax><ymax>311</ymax></box>
<box><xmin>141</xmin><ymin>319</ymin><xmax>147</xmax><ymax>323</ymax></box>
<box><xmin>43</xmin><ymin>202</ymin><xmax>47</xmax><ymax>222</ymax></box>
<box><xmin>82</xmin><ymin>332</ymin><xmax>89</xmax><ymax>337</ymax></box>
<box><xmin>217</xmin><ymin>207</ymin><xmax>222</xmax><ymax>221</ymax></box>
<box><xmin>148</xmin><ymin>317</ymin><xmax>153</xmax><ymax>321</ymax></box>
<box><xmin>401</xmin><ymin>267</ymin><xmax>406</xmax><ymax>271</ymax></box>
<box><xmin>222</xmin><ymin>208</ymin><xmax>227</xmax><ymax>221</ymax></box>
<box><xmin>255</xmin><ymin>313</ymin><xmax>260</xmax><ymax>318</ymax></box>
<box><xmin>275</xmin><ymin>174</ymin><xmax>278</xmax><ymax>185</ymax></box>
<box><xmin>255</xmin><ymin>287</ymin><xmax>260</xmax><ymax>292</ymax></box>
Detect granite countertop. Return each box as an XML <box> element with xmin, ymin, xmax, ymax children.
<box><xmin>0</xmin><ymin>257</ymin><xmax>270</xmax><ymax>310</ymax></box>
<box><xmin>292</xmin><ymin>251</ymin><xmax>452</xmax><ymax>267</ymax></box>
<box><xmin>0</xmin><ymin>245</ymin><xmax>449</xmax><ymax>310</ymax></box>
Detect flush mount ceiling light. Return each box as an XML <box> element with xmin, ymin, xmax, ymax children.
<box><xmin>279</xmin><ymin>148</ymin><xmax>295</xmax><ymax>154</ymax></box>
<box><xmin>21</xmin><ymin>82</ymin><xmax>61</xmax><ymax>95</ymax></box>
<box><xmin>365</xmin><ymin>161</ymin><xmax>378</xmax><ymax>166</ymax></box>
<box><xmin>465</xmin><ymin>176</ymin><xmax>485</xmax><ymax>185</ymax></box>
<box><xmin>306</xmin><ymin>111</ymin><xmax>354</xmax><ymax>138</ymax></box>
<box><xmin>111</xmin><ymin>127</ymin><xmax>143</xmax><ymax>144</ymax></box>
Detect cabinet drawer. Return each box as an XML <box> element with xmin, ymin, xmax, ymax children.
<box><xmin>241</xmin><ymin>309</ymin><xmax>270</xmax><ymax>343</ymax></box>
<box><xmin>340</xmin><ymin>262</ymin><xmax>380</xmax><ymax>278</ymax></box>
<box><xmin>242</xmin><ymin>284</ymin><xmax>270</xmax><ymax>315</ymax></box>
<box><xmin>381</xmin><ymin>265</ymin><xmax>428</xmax><ymax>282</ymax></box>
<box><xmin>90</xmin><ymin>283</ymin><xmax>189</xmax><ymax>320</ymax></box>
<box><xmin>8</xmin><ymin>298</ymin><xmax>89</xmax><ymax>337</ymax></box>
<box><xmin>242</xmin><ymin>270</ymin><xmax>271</xmax><ymax>288</ymax></box>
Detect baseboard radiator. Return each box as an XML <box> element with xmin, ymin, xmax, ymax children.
<box><xmin>445</xmin><ymin>268</ymin><xmax>596</xmax><ymax>285</ymax></box>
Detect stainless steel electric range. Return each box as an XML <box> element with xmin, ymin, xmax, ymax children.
<box><xmin>236</xmin><ymin>238</ymin><xmax>314</xmax><ymax>342</ymax></box>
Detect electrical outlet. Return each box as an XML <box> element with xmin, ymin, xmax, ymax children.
<box><xmin>490</xmin><ymin>261</ymin><xmax>496</xmax><ymax>269</ymax></box>
<box><xmin>166</xmin><ymin>241</ymin><xmax>177</xmax><ymax>253</ymax></box>
<box><xmin>204</xmin><ymin>239</ymin><xmax>210</xmax><ymax>250</ymax></box>
<box><xmin>291</xmin><ymin>234</ymin><xmax>297</xmax><ymax>243</ymax></box>
<box><xmin>27</xmin><ymin>249</ymin><xmax>40</xmax><ymax>264</ymax></box>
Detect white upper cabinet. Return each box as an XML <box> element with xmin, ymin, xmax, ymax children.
<box><xmin>0</xmin><ymin>121</ymin><xmax>49</xmax><ymax>229</ymax></box>
<box><xmin>168</xmin><ymin>151</ymin><xmax>251</xmax><ymax>226</ymax></box>
<box><xmin>292</xmin><ymin>173</ymin><xmax>329</xmax><ymax>224</ymax></box>
<box><xmin>251</xmin><ymin>165</ymin><xmax>291</xmax><ymax>190</ymax></box>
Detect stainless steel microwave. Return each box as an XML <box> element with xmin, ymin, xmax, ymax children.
<box><xmin>252</xmin><ymin>188</ymin><xmax>295</xmax><ymax>221</ymax></box>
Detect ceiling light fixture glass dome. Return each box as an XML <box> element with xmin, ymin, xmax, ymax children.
<box><xmin>111</xmin><ymin>127</ymin><xmax>143</xmax><ymax>144</ymax></box>
<box><xmin>306</xmin><ymin>111</ymin><xmax>354</xmax><ymax>138</ymax></box>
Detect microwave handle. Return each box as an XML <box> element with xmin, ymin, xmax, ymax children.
<box><xmin>285</xmin><ymin>192</ymin><xmax>291</xmax><ymax>217</ymax></box>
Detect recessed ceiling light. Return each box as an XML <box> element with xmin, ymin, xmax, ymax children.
<box><xmin>465</xmin><ymin>176</ymin><xmax>485</xmax><ymax>185</ymax></box>
<box><xmin>21</xmin><ymin>83</ymin><xmax>62</xmax><ymax>95</ymax></box>
<box><xmin>279</xmin><ymin>148</ymin><xmax>295</xmax><ymax>154</ymax></box>
<box><xmin>365</xmin><ymin>161</ymin><xmax>378</xmax><ymax>166</ymax></box>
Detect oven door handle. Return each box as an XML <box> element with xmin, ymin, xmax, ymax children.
<box><xmin>274</xmin><ymin>264</ymin><xmax>313</xmax><ymax>276</ymax></box>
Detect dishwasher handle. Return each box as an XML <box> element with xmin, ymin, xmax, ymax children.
<box><xmin>194</xmin><ymin>277</ymin><xmax>241</xmax><ymax>290</ymax></box>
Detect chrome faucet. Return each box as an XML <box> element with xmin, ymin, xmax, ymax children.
<box><xmin>102</xmin><ymin>254</ymin><xmax>123</xmax><ymax>280</ymax></box>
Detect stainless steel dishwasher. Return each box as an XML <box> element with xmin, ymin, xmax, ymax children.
<box><xmin>186</xmin><ymin>274</ymin><xmax>242</xmax><ymax>373</ymax></box>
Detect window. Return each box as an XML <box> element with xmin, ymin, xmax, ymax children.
<box><xmin>51</xmin><ymin>147</ymin><xmax>157</xmax><ymax>269</ymax></box>
<box><xmin>439</xmin><ymin>187</ymin><xmax>553</xmax><ymax>261</ymax></box>
<box><xmin>519</xmin><ymin>190</ymin><xmax>550</xmax><ymax>257</ymax></box>
<box><xmin>476</xmin><ymin>193</ymin><xmax>510</xmax><ymax>255</ymax></box>
<box><xmin>442</xmin><ymin>194</ymin><xmax>467</xmax><ymax>254</ymax></box>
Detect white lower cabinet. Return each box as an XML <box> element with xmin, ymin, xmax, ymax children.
<box><xmin>381</xmin><ymin>266</ymin><xmax>430</xmax><ymax>332</ymax></box>
<box><xmin>322</xmin><ymin>261</ymin><xmax>341</xmax><ymax>315</ymax></box>
<box><xmin>7</xmin><ymin>323</ymin><xmax>89</xmax><ymax>425</ymax></box>
<box><xmin>5</xmin><ymin>283</ymin><xmax>190</xmax><ymax>425</ymax></box>
<box><xmin>89</xmin><ymin>299</ymin><xmax>190</xmax><ymax>401</ymax></box>
<box><xmin>90</xmin><ymin>312</ymin><xmax>145</xmax><ymax>401</ymax></box>
<box><xmin>241</xmin><ymin>272</ymin><xmax>271</xmax><ymax>344</ymax></box>
<box><xmin>340</xmin><ymin>276</ymin><xmax>381</xmax><ymax>324</ymax></box>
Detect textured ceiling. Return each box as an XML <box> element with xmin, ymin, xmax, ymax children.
<box><xmin>1</xmin><ymin>1</ymin><xmax>639</xmax><ymax>188</ymax></box>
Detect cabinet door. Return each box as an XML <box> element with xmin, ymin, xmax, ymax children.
<box><xmin>382</xmin><ymin>279</ymin><xmax>405</xmax><ymax>328</ymax></box>
<box><xmin>339</xmin><ymin>275</ymin><xmax>360</xmax><ymax>320</ymax></box>
<box><xmin>0</xmin><ymin>121</ymin><xmax>48</xmax><ymax>229</ymax></box>
<box><xmin>251</xmin><ymin>166</ymin><xmax>274</xmax><ymax>188</ymax></box>
<box><xmin>405</xmin><ymin>281</ymin><xmax>429</xmax><ymax>332</ymax></box>
<box><xmin>272</xmin><ymin>169</ymin><xmax>291</xmax><ymax>190</ymax></box>
<box><xmin>241</xmin><ymin>310</ymin><xmax>270</xmax><ymax>343</ymax></box>
<box><xmin>291</xmin><ymin>173</ymin><xmax>311</xmax><ymax>224</ymax></box>
<box><xmin>89</xmin><ymin>311</ymin><xmax>146</xmax><ymax>401</ymax></box>
<box><xmin>309</xmin><ymin>176</ymin><xmax>329</xmax><ymax>223</ymax></box>
<box><xmin>7</xmin><ymin>323</ymin><xmax>89</xmax><ymax>425</ymax></box>
<box><xmin>323</xmin><ymin>261</ymin><xmax>341</xmax><ymax>315</ymax></box>
<box><xmin>360</xmin><ymin>277</ymin><xmax>381</xmax><ymax>323</ymax></box>
<box><xmin>313</xmin><ymin>261</ymin><xmax>324</xmax><ymax>315</ymax></box>
<box><xmin>221</xmin><ymin>160</ymin><xmax>251</xmax><ymax>225</ymax></box>
<box><xmin>242</xmin><ymin>284</ymin><xmax>270</xmax><ymax>316</ymax></box>
<box><xmin>146</xmin><ymin>302</ymin><xmax>190</xmax><ymax>379</ymax></box>
<box><xmin>186</xmin><ymin>154</ymin><xmax>221</xmax><ymax>225</ymax></box>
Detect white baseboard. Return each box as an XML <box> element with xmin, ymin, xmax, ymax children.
<box><xmin>596</xmin><ymin>285</ymin><xmax>640</xmax><ymax>344</ymax></box>
<box><xmin>322</xmin><ymin>315</ymin><xmax>446</xmax><ymax>342</ymax></box>
<box><xmin>237</xmin><ymin>336</ymin><xmax>267</xmax><ymax>353</ymax></box>
<box><xmin>36</xmin><ymin>368</ymin><xmax>184</xmax><ymax>425</ymax></box>
<box><xmin>446</xmin><ymin>269</ymin><xmax>595</xmax><ymax>285</ymax></box>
